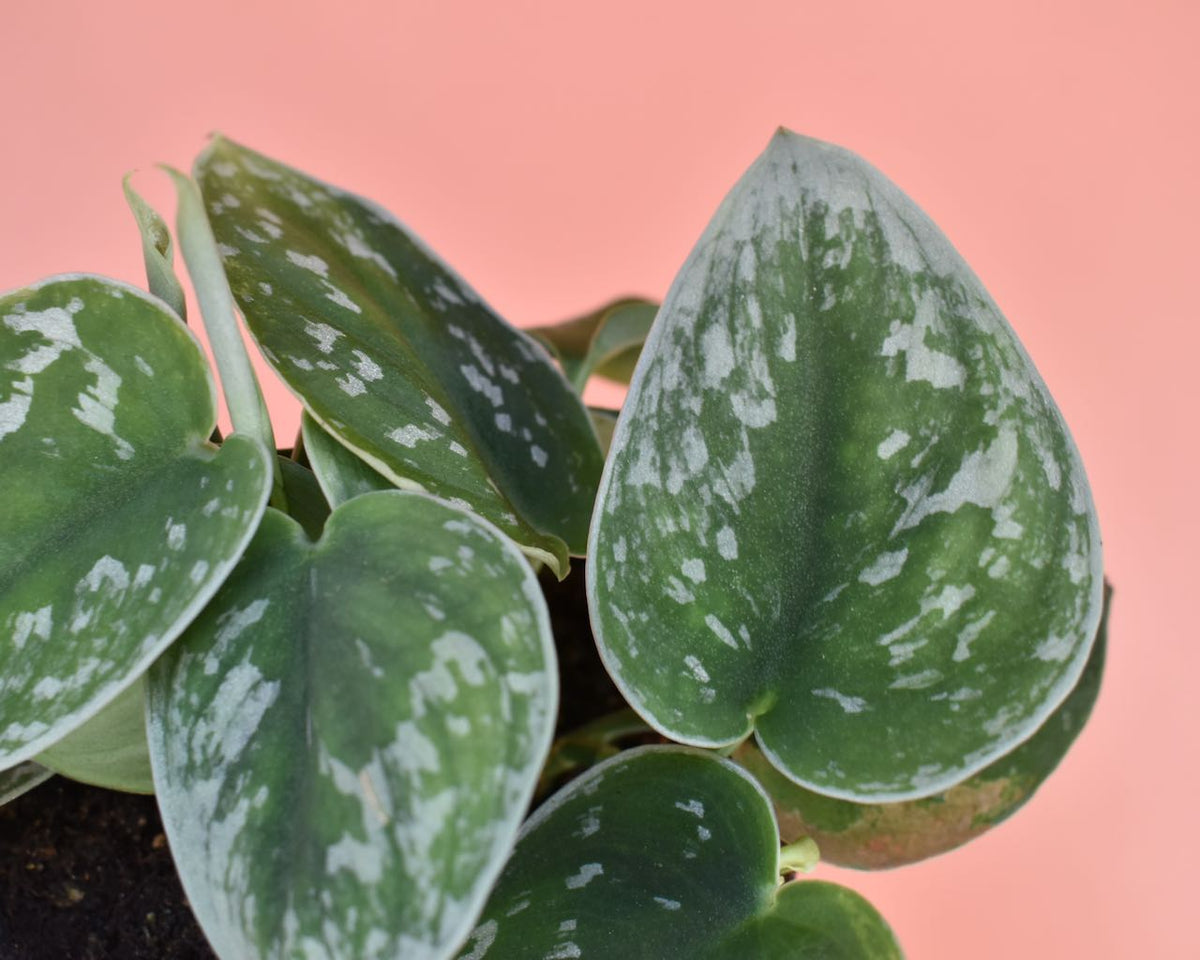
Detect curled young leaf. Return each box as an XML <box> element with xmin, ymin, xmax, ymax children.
<box><xmin>194</xmin><ymin>137</ymin><xmax>604</xmax><ymax>576</ymax></box>
<box><xmin>0</xmin><ymin>761</ymin><xmax>53</xmax><ymax>807</ymax></box>
<box><xmin>588</xmin><ymin>130</ymin><xmax>1103</xmax><ymax>802</ymax></box>
<box><xmin>123</xmin><ymin>175</ymin><xmax>188</xmax><ymax>322</ymax></box>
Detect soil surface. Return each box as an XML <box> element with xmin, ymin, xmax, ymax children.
<box><xmin>0</xmin><ymin>561</ymin><xmax>623</xmax><ymax>959</ymax></box>
<box><xmin>0</xmin><ymin>777</ymin><xmax>215</xmax><ymax>959</ymax></box>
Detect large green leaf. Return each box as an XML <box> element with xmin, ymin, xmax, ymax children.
<box><xmin>36</xmin><ymin>675</ymin><xmax>154</xmax><ymax>793</ymax></box>
<box><xmin>735</xmin><ymin>583</ymin><xmax>1111</xmax><ymax>868</ymax></box>
<box><xmin>0</xmin><ymin>275</ymin><xmax>272</xmax><ymax>769</ymax></box>
<box><xmin>147</xmin><ymin>491</ymin><xmax>557</xmax><ymax>960</ymax></box>
<box><xmin>457</xmin><ymin>747</ymin><xmax>901</xmax><ymax>959</ymax></box>
<box><xmin>193</xmin><ymin>136</ymin><xmax>604</xmax><ymax>576</ymax></box>
<box><xmin>530</xmin><ymin>298</ymin><xmax>657</xmax><ymax>393</ymax></box>
<box><xmin>588</xmin><ymin>129</ymin><xmax>1103</xmax><ymax>802</ymax></box>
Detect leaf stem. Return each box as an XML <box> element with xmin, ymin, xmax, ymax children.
<box><xmin>166</xmin><ymin>167</ymin><xmax>284</xmax><ymax>508</ymax></box>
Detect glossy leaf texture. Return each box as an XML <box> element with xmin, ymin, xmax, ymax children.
<box><xmin>147</xmin><ymin>491</ymin><xmax>558</xmax><ymax>960</ymax></box>
<box><xmin>588</xmin><ymin>129</ymin><xmax>1103</xmax><ymax>802</ymax></box>
<box><xmin>457</xmin><ymin>747</ymin><xmax>901</xmax><ymax>959</ymax></box>
<box><xmin>0</xmin><ymin>275</ymin><xmax>272</xmax><ymax>768</ymax></box>
<box><xmin>735</xmin><ymin>583</ymin><xmax>1111</xmax><ymax>868</ymax></box>
<box><xmin>194</xmin><ymin>136</ymin><xmax>604</xmax><ymax>575</ymax></box>
<box><xmin>530</xmin><ymin>298</ymin><xmax>657</xmax><ymax>392</ymax></box>
<box><xmin>36</xmin><ymin>676</ymin><xmax>154</xmax><ymax>793</ymax></box>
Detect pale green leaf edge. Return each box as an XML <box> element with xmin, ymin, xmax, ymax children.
<box><xmin>584</xmin><ymin>129</ymin><xmax>1104</xmax><ymax>804</ymax></box>
<box><xmin>195</xmin><ymin>134</ymin><xmax>598</xmax><ymax>575</ymax></box>
<box><xmin>0</xmin><ymin>273</ymin><xmax>275</xmax><ymax>768</ymax></box>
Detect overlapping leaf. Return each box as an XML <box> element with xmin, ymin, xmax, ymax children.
<box><xmin>588</xmin><ymin>130</ymin><xmax>1103</xmax><ymax>802</ymax></box>
<box><xmin>735</xmin><ymin>584</ymin><xmax>1110</xmax><ymax>868</ymax></box>
<box><xmin>148</xmin><ymin>491</ymin><xmax>557</xmax><ymax>960</ymax></box>
<box><xmin>530</xmin><ymin>298</ymin><xmax>657</xmax><ymax>393</ymax></box>
<box><xmin>301</xmin><ymin>410</ymin><xmax>394</xmax><ymax>508</ymax></box>
<box><xmin>457</xmin><ymin>747</ymin><xmax>901</xmax><ymax>959</ymax></box>
<box><xmin>37</xmin><ymin>676</ymin><xmax>154</xmax><ymax>793</ymax></box>
<box><xmin>0</xmin><ymin>275</ymin><xmax>271</xmax><ymax>769</ymax></box>
<box><xmin>194</xmin><ymin>136</ymin><xmax>604</xmax><ymax>575</ymax></box>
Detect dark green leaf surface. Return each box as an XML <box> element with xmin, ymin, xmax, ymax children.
<box><xmin>194</xmin><ymin>136</ymin><xmax>604</xmax><ymax>575</ymax></box>
<box><xmin>736</xmin><ymin>583</ymin><xmax>1110</xmax><ymax>868</ymax></box>
<box><xmin>0</xmin><ymin>275</ymin><xmax>272</xmax><ymax>768</ymax></box>
<box><xmin>148</xmin><ymin>491</ymin><xmax>557</xmax><ymax>960</ymax></box>
<box><xmin>36</xmin><ymin>675</ymin><xmax>154</xmax><ymax>794</ymax></box>
<box><xmin>277</xmin><ymin>455</ymin><xmax>331</xmax><ymax>540</ymax></box>
<box><xmin>588</xmin><ymin>130</ymin><xmax>1103</xmax><ymax>802</ymax></box>
<box><xmin>301</xmin><ymin>410</ymin><xmax>395</xmax><ymax>508</ymax></box>
<box><xmin>458</xmin><ymin>747</ymin><xmax>901</xmax><ymax>959</ymax></box>
<box><xmin>530</xmin><ymin>298</ymin><xmax>657</xmax><ymax>392</ymax></box>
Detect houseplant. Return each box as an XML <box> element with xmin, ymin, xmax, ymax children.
<box><xmin>0</xmin><ymin>129</ymin><xmax>1104</xmax><ymax>958</ymax></box>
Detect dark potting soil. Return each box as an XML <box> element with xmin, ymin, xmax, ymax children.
<box><xmin>0</xmin><ymin>561</ymin><xmax>625</xmax><ymax>959</ymax></box>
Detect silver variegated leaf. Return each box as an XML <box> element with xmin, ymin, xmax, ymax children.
<box><xmin>193</xmin><ymin>136</ymin><xmax>604</xmax><ymax>576</ymax></box>
<box><xmin>0</xmin><ymin>275</ymin><xmax>272</xmax><ymax>768</ymax></box>
<box><xmin>148</xmin><ymin>491</ymin><xmax>557</xmax><ymax>960</ymax></box>
<box><xmin>588</xmin><ymin>130</ymin><xmax>1103</xmax><ymax>802</ymax></box>
<box><xmin>457</xmin><ymin>747</ymin><xmax>902</xmax><ymax>959</ymax></box>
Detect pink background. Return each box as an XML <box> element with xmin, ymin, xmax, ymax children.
<box><xmin>3</xmin><ymin>1</ymin><xmax>1196</xmax><ymax>956</ymax></box>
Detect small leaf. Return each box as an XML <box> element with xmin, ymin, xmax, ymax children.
<box><xmin>36</xmin><ymin>675</ymin><xmax>154</xmax><ymax>794</ymax></box>
<box><xmin>301</xmin><ymin>410</ymin><xmax>395</xmax><ymax>508</ymax></box>
<box><xmin>735</xmin><ymin>582</ymin><xmax>1111</xmax><ymax>868</ymax></box>
<box><xmin>0</xmin><ymin>761</ymin><xmax>53</xmax><ymax>806</ymax></box>
<box><xmin>0</xmin><ymin>275</ymin><xmax>272</xmax><ymax>768</ymax></box>
<box><xmin>193</xmin><ymin>136</ymin><xmax>604</xmax><ymax>576</ymax></box>
<box><xmin>123</xmin><ymin>175</ymin><xmax>188</xmax><ymax>322</ymax></box>
<box><xmin>459</xmin><ymin>747</ymin><xmax>901</xmax><ymax>959</ymax></box>
<box><xmin>277</xmin><ymin>455</ymin><xmax>331</xmax><ymax>540</ymax></box>
<box><xmin>530</xmin><ymin>298</ymin><xmax>657</xmax><ymax>392</ymax></box>
<box><xmin>148</xmin><ymin>491</ymin><xmax>557</xmax><ymax>960</ymax></box>
<box><xmin>588</xmin><ymin>130</ymin><xmax>1103</xmax><ymax>801</ymax></box>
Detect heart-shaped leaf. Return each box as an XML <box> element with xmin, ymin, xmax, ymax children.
<box><xmin>0</xmin><ymin>761</ymin><xmax>53</xmax><ymax>807</ymax></box>
<box><xmin>735</xmin><ymin>582</ymin><xmax>1111</xmax><ymax>868</ymax></box>
<box><xmin>148</xmin><ymin>491</ymin><xmax>557</xmax><ymax>960</ymax></box>
<box><xmin>530</xmin><ymin>298</ymin><xmax>657</xmax><ymax>393</ymax></box>
<box><xmin>588</xmin><ymin>129</ymin><xmax>1103</xmax><ymax>802</ymax></box>
<box><xmin>193</xmin><ymin>136</ymin><xmax>604</xmax><ymax>576</ymax></box>
<box><xmin>36</xmin><ymin>675</ymin><xmax>154</xmax><ymax>793</ymax></box>
<box><xmin>0</xmin><ymin>275</ymin><xmax>272</xmax><ymax>768</ymax></box>
<box><xmin>457</xmin><ymin>746</ymin><xmax>901</xmax><ymax>959</ymax></box>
